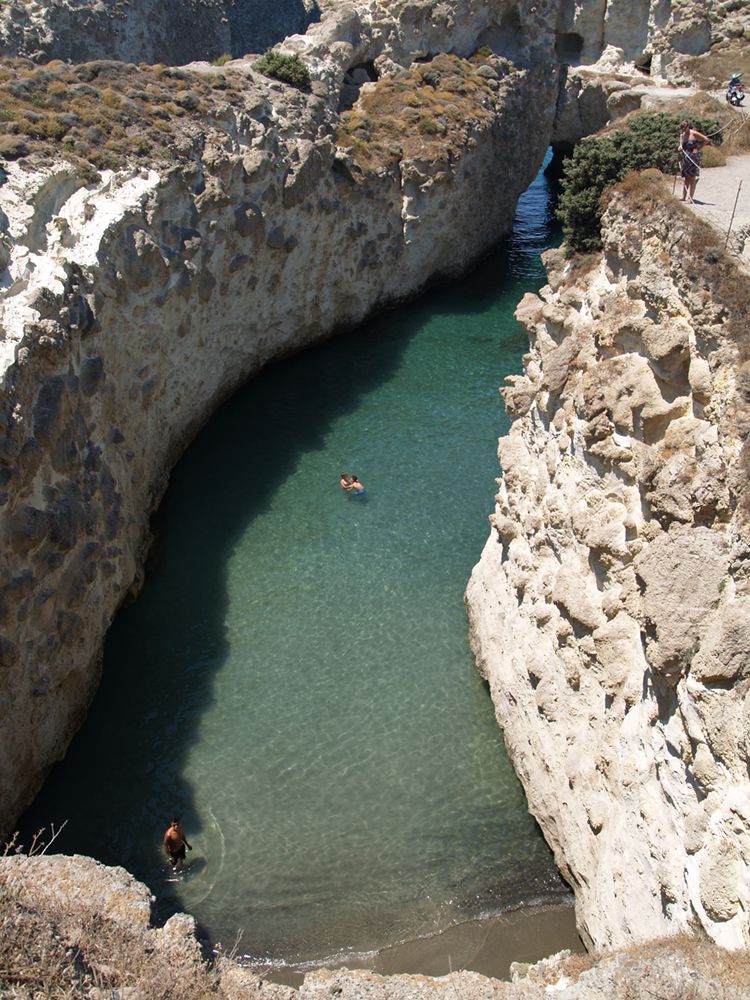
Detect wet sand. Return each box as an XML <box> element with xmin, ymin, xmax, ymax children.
<box><xmin>267</xmin><ymin>901</ymin><xmax>584</xmax><ymax>986</ymax></box>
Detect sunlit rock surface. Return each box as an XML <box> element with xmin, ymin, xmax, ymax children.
<box><xmin>467</xmin><ymin>182</ymin><xmax>750</xmax><ymax>952</ymax></box>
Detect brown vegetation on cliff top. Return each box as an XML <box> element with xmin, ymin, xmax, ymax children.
<box><xmin>0</xmin><ymin>56</ymin><xmax>310</xmax><ymax>175</ymax></box>
<box><xmin>335</xmin><ymin>52</ymin><xmax>510</xmax><ymax>173</ymax></box>
<box><xmin>680</xmin><ymin>47</ymin><xmax>750</xmax><ymax>92</ymax></box>
<box><xmin>611</xmin><ymin>168</ymin><xmax>750</xmax><ymax>360</ymax></box>
<box><xmin>0</xmin><ymin>870</ymin><xmax>223</xmax><ymax>999</ymax></box>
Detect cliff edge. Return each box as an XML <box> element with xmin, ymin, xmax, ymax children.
<box><xmin>4</xmin><ymin>851</ymin><xmax>750</xmax><ymax>998</ymax></box>
<box><xmin>467</xmin><ymin>170</ymin><xmax>750</xmax><ymax>951</ymax></box>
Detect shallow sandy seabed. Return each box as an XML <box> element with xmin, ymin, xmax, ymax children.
<box><xmin>267</xmin><ymin>903</ymin><xmax>582</xmax><ymax>986</ymax></box>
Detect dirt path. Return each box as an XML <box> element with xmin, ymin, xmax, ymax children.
<box><xmin>615</xmin><ymin>82</ymin><xmax>750</xmax><ymax>269</ymax></box>
<box><xmin>682</xmin><ymin>101</ymin><xmax>750</xmax><ymax>270</ymax></box>
<box><xmin>683</xmin><ymin>154</ymin><xmax>750</xmax><ymax>270</ymax></box>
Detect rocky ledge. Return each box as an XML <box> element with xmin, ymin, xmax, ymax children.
<box><xmin>467</xmin><ymin>171</ymin><xmax>750</xmax><ymax>952</ymax></box>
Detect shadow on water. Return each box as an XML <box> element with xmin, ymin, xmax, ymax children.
<box><xmin>21</xmin><ymin>302</ymin><xmax>421</xmax><ymax>858</ymax></box>
<box><xmin>21</xmin><ymin>152</ymin><xmax>563</xmax><ymax>953</ymax></box>
<box><xmin>24</xmin><ymin>249</ymin><xmax>518</xmax><ymax>849</ymax></box>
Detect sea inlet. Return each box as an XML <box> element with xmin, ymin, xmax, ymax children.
<box><xmin>23</xmin><ymin>152</ymin><xmax>576</xmax><ymax>976</ymax></box>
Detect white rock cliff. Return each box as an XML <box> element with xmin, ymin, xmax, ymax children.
<box><xmin>467</xmin><ymin>179</ymin><xmax>750</xmax><ymax>951</ymax></box>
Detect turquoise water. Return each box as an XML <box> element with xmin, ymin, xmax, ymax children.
<box><xmin>24</xmin><ymin>155</ymin><xmax>564</xmax><ymax>968</ymax></box>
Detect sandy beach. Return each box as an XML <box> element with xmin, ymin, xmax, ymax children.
<box><xmin>268</xmin><ymin>901</ymin><xmax>583</xmax><ymax>986</ymax></box>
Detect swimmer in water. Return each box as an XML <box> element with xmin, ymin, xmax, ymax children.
<box><xmin>339</xmin><ymin>472</ymin><xmax>352</xmax><ymax>491</ymax></box>
<box><xmin>163</xmin><ymin>817</ymin><xmax>192</xmax><ymax>870</ymax></box>
<box><xmin>348</xmin><ymin>475</ymin><xmax>365</xmax><ymax>495</ymax></box>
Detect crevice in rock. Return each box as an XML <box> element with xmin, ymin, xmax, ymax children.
<box><xmin>635</xmin><ymin>53</ymin><xmax>652</xmax><ymax>75</ymax></box>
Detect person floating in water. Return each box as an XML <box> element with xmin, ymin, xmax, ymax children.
<box><xmin>163</xmin><ymin>817</ymin><xmax>192</xmax><ymax>870</ymax></box>
<box><xmin>348</xmin><ymin>475</ymin><xmax>365</xmax><ymax>495</ymax></box>
<box><xmin>339</xmin><ymin>472</ymin><xmax>352</xmax><ymax>491</ymax></box>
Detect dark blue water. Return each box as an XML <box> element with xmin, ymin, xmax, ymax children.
<box><xmin>24</xmin><ymin>153</ymin><xmax>564</xmax><ymax>969</ymax></box>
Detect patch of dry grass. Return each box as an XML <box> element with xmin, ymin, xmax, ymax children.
<box><xmin>0</xmin><ymin>862</ymin><xmax>223</xmax><ymax>999</ymax></box>
<box><xmin>680</xmin><ymin>46</ymin><xmax>750</xmax><ymax>92</ymax></box>
<box><xmin>514</xmin><ymin>933</ymin><xmax>750</xmax><ymax>995</ymax></box>
<box><xmin>335</xmin><ymin>52</ymin><xmax>510</xmax><ymax>172</ymax></box>
<box><xmin>614</xmin><ymin>168</ymin><xmax>750</xmax><ymax>360</ymax></box>
<box><xmin>614</xmin><ymin>934</ymin><xmax>750</xmax><ymax>993</ymax></box>
<box><xmin>0</xmin><ymin>56</ymin><xmax>259</xmax><ymax>174</ymax></box>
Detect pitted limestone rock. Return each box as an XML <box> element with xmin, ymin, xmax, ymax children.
<box><xmin>467</xmin><ymin>190</ymin><xmax>750</xmax><ymax>952</ymax></box>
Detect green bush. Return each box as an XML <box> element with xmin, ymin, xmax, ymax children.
<box><xmin>557</xmin><ymin>113</ymin><xmax>721</xmax><ymax>252</ymax></box>
<box><xmin>252</xmin><ymin>50</ymin><xmax>311</xmax><ymax>91</ymax></box>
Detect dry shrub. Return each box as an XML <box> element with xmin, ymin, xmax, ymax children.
<box><xmin>0</xmin><ymin>55</ymin><xmax>259</xmax><ymax>173</ymax></box>
<box><xmin>100</xmin><ymin>87</ymin><xmax>121</xmax><ymax>108</ymax></box>
<box><xmin>614</xmin><ymin>167</ymin><xmax>669</xmax><ymax>206</ymax></box>
<box><xmin>701</xmin><ymin>144</ymin><xmax>727</xmax><ymax>167</ymax></box>
<box><xmin>335</xmin><ymin>51</ymin><xmax>502</xmax><ymax>172</ymax></box>
<box><xmin>722</xmin><ymin>113</ymin><xmax>750</xmax><ymax>156</ymax></box>
<box><xmin>681</xmin><ymin>47</ymin><xmax>750</xmax><ymax>91</ymax></box>
<box><xmin>0</xmin><ymin>135</ymin><xmax>28</xmax><ymax>159</ymax></box>
<box><xmin>0</xmin><ymin>861</ymin><xmax>223</xmax><ymax>999</ymax></box>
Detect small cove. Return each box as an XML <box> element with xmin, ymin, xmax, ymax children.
<box><xmin>23</xmin><ymin>153</ymin><xmax>569</xmax><ymax>972</ymax></box>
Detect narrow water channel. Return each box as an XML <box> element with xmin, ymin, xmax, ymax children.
<box><xmin>24</xmin><ymin>153</ymin><xmax>565</xmax><ymax>970</ymax></box>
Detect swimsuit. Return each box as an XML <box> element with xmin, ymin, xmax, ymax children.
<box><xmin>167</xmin><ymin>843</ymin><xmax>186</xmax><ymax>866</ymax></box>
<box><xmin>679</xmin><ymin>139</ymin><xmax>701</xmax><ymax>179</ymax></box>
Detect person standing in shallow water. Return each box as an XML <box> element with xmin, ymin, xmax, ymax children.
<box><xmin>339</xmin><ymin>472</ymin><xmax>352</xmax><ymax>491</ymax></box>
<box><xmin>163</xmin><ymin>817</ymin><xmax>192</xmax><ymax>870</ymax></box>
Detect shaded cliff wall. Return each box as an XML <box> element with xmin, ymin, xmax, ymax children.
<box><xmin>0</xmin><ymin>0</ymin><xmax>717</xmax><ymax>70</ymax></box>
<box><xmin>0</xmin><ymin>0</ymin><xmax>323</xmax><ymax>65</ymax></box>
<box><xmin>466</xmin><ymin>175</ymin><xmax>750</xmax><ymax>951</ymax></box>
<box><xmin>0</xmin><ymin>2</ymin><xmax>560</xmax><ymax>834</ymax></box>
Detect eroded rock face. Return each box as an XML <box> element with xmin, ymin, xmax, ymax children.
<box><xmin>0</xmin><ymin>1</ymin><xmax>559</xmax><ymax>834</ymax></box>
<box><xmin>0</xmin><ymin>0</ymin><xmax>722</xmax><ymax>72</ymax></box>
<box><xmin>0</xmin><ymin>0</ymin><xmax>323</xmax><ymax>65</ymax></box>
<box><xmin>466</xmin><ymin>187</ymin><xmax>750</xmax><ymax>952</ymax></box>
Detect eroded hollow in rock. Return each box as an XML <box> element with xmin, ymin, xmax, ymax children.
<box><xmin>476</xmin><ymin>8</ymin><xmax>526</xmax><ymax>65</ymax></box>
<box><xmin>555</xmin><ymin>31</ymin><xmax>584</xmax><ymax>66</ymax></box>
<box><xmin>338</xmin><ymin>60</ymin><xmax>379</xmax><ymax>112</ymax></box>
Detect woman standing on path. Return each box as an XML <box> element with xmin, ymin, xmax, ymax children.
<box><xmin>679</xmin><ymin>120</ymin><xmax>712</xmax><ymax>204</ymax></box>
